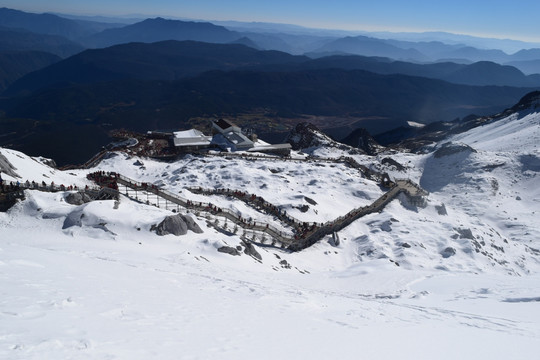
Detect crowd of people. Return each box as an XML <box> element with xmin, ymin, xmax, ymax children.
<box><xmin>189</xmin><ymin>186</ymin><xmax>321</xmax><ymax>239</ymax></box>
<box><xmin>0</xmin><ymin>174</ymin><xmax>20</xmax><ymax>194</ymax></box>
<box><xmin>0</xmin><ymin>174</ymin><xmax>81</xmax><ymax>194</ymax></box>
<box><xmin>86</xmin><ymin>171</ymin><xmax>119</xmax><ymax>190</ymax></box>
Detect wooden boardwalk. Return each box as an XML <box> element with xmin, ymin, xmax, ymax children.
<box><xmin>6</xmin><ymin>151</ymin><xmax>428</xmax><ymax>251</ymax></box>
<box><xmin>89</xmin><ymin>170</ymin><xmax>428</xmax><ymax>251</ymax></box>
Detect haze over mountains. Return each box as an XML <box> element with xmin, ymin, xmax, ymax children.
<box><xmin>1</xmin><ymin>7</ymin><xmax>540</xmax><ymax>165</ymax></box>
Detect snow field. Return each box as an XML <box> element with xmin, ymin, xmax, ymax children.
<box><xmin>1</xmin><ymin>107</ymin><xmax>540</xmax><ymax>359</ymax></box>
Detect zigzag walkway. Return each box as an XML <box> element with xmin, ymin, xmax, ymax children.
<box><xmin>2</xmin><ymin>151</ymin><xmax>427</xmax><ymax>251</ymax></box>
<box><xmin>108</xmin><ymin>173</ymin><xmax>295</xmax><ymax>246</ymax></box>
<box><xmin>187</xmin><ymin>187</ymin><xmax>306</xmax><ymax>230</ymax></box>
<box><xmin>88</xmin><ymin>171</ymin><xmax>428</xmax><ymax>251</ymax></box>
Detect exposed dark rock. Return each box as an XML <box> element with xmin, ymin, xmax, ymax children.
<box><xmin>401</xmin><ymin>243</ymin><xmax>411</xmax><ymax>248</ymax></box>
<box><xmin>381</xmin><ymin>157</ymin><xmax>406</xmax><ymax>171</ymax></box>
<box><xmin>152</xmin><ymin>214</ymin><xmax>203</xmax><ymax>236</ymax></box>
<box><xmin>341</xmin><ymin>127</ymin><xmax>384</xmax><ymax>155</ymax></box>
<box><xmin>0</xmin><ymin>196</ymin><xmax>18</xmax><ymax>212</ymax></box>
<box><xmin>508</xmin><ymin>90</ymin><xmax>540</xmax><ymax>112</ymax></box>
<box><xmin>279</xmin><ymin>259</ymin><xmax>291</xmax><ymax>269</ymax></box>
<box><xmin>218</xmin><ymin>246</ymin><xmax>241</xmax><ymax>256</ymax></box>
<box><xmin>434</xmin><ymin>142</ymin><xmax>476</xmax><ymax>158</ymax></box>
<box><xmin>285</xmin><ymin>122</ymin><xmax>362</xmax><ymax>154</ymax></box>
<box><xmin>286</xmin><ymin>123</ymin><xmax>324</xmax><ymax>150</ymax></box>
<box><xmin>440</xmin><ymin>247</ymin><xmax>456</xmax><ymax>258</ymax></box>
<box><xmin>380</xmin><ymin>220</ymin><xmax>392</xmax><ymax>232</ymax></box>
<box><xmin>133</xmin><ymin>160</ymin><xmax>144</xmax><ymax>166</ymax></box>
<box><xmin>435</xmin><ymin>203</ymin><xmax>448</xmax><ymax>216</ymax></box>
<box><xmin>304</xmin><ymin>196</ymin><xmax>317</xmax><ymax>205</ymax></box>
<box><xmin>0</xmin><ymin>153</ymin><xmax>20</xmax><ymax>178</ymax></box>
<box><xmin>298</xmin><ymin>204</ymin><xmax>309</xmax><ymax>213</ymax></box>
<box><xmin>65</xmin><ymin>192</ymin><xmax>93</xmax><ymax>205</ymax></box>
<box><xmin>491</xmin><ymin>244</ymin><xmax>505</xmax><ymax>253</ymax></box>
<box><xmin>456</xmin><ymin>228</ymin><xmax>474</xmax><ymax>240</ymax></box>
<box><xmin>38</xmin><ymin>157</ymin><xmax>57</xmax><ymax>168</ymax></box>
<box><xmin>242</xmin><ymin>241</ymin><xmax>262</xmax><ymax>260</ymax></box>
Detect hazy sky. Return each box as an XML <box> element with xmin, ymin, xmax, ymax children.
<box><xmin>4</xmin><ymin>0</ymin><xmax>540</xmax><ymax>42</ymax></box>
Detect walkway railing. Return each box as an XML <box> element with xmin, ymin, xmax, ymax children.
<box><xmin>87</xmin><ymin>170</ymin><xmax>428</xmax><ymax>251</ymax></box>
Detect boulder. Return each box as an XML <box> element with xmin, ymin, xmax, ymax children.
<box><xmin>218</xmin><ymin>246</ymin><xmax>241</xmax><ymax>256</ymax></box>
<box><xmin>153</xmin><ymin>214</ymin><xmax>203</xmax><ymax>236</ymax></box>
<box><xmin>435</xmin><ymin>203</ymin><xmax>448</xmax><ymax>215</ymax></box>
<box><xmin>440</xmin><ymin>247</ymin><xmax>456</xmax><ymax>258</ymax></box>
<box><xmin>242</xmin><ymin>241</ymin><xmax>262</xmax><ymax>260</ymax></box>
<box><xmin>65</xmin><ymin>192</ymin><xmax>92</xmax><ymax>205</ymax></box>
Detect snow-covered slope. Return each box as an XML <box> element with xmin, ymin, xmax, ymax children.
<box><xmin>1</xmin><ymin>102</ymin><xmax>540</xmax><ymax>359</ymax></box>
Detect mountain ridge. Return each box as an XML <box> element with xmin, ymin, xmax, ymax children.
<box><xmin>83</xmin><ymin>17</ymin><xmax>242</xmax><ymax>48</ymax></box>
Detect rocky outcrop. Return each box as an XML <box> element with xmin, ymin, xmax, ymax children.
<box><xmin>440</xmin><ymin>247</ymin><xmax>456</xmax><ymax>258</ymax></box>
<box><xmin>152</xmin><ymin>214</ymin><xmax>203</xmax><ymax>236</ymax></box>
<box><xmin>435</xmin><ymin>203</ymin><xmax>448</xmax><ymax>216</ymax></box>
<box><xmin>285</xmin><ymin>123</ymin><xmax>330</xmax><ymax>150</ymax></box>
<box><xmin>341</xmin><ymin>127</ymin><xmax>384</xmax><ymax>155</ymax></box>
<box><xmin>433</xmin><ymin>142</ymin><xmax>476</xmax><ymax>158</ymax></box>
<box><xmin>218</xmin><ymin>246</ymin><xmax>241</xmax><ymax>256</ymax></box>
<box><xmin>381</xmin><ymin>157</ymin><xmax>406</xmax><ymax>171</ymax></box>
<box><xmin>242</xmin><ymin>241</ymin><xmax>262</xmax><ymax>260</ymax></box>
<box><xmin>65</xmin><ymin>192</ymin><xmax>93</xmax><ymax>205</ymax></box>
<box><xmin>285</xmin><ymin>122</ymin><xmax>362</xmax><ymax>154</ymax></box>
<box><xmin>0</xmin><ymin>152</ymin><xmax>20</xmax><ymax>179</ymax></box>
<box><xmin>507</xmin><ymin>90</ymin><xmax>540</xmax><ymax>113</ymax></box>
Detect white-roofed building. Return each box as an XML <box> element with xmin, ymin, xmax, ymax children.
<box><xmin>211</xmin><ymin>119</ymin><xmax>254</xmax><ymax>150</ymax></box>
<box><xmin>173</xmin><ymin>129</ymin><xmax>213</xmax><ymax>151</ymax></box>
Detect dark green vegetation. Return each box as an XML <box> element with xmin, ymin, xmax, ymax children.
<box><xmin>0</xmin><ymin>51</ymin><xmax>60</xmax><ymax>92</ymax></box>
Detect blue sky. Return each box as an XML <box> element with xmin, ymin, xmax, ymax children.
<box><xmin>5</xmin><ymin>0</ymin><xmax>540</xmax><ymax>42</ymax></box>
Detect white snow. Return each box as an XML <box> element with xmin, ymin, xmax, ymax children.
<box><xmin>1</xmin><ymin>108</ymin><xmax>540</xmax><ymax>359</ymax></box>
<box><xmin>407</xmin><ymin>121</ymin><xmax>425</xmax><ymax>128</ymax></box>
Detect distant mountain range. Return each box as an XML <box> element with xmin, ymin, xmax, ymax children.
<box><xmin>3</xmin><ymin>41</ymin><xmax>307</xmax><ymax>96</ymax></box>
<box><xmin>6</xmin><ymin>41</ymin><xmax>540</xmax><ymax>97</ymax></box>
<box><xmin>0</xmin><ymin>7</ymin><xmax>121</xmax><ymax>41</ymax></box>
<box><xmin>1</xmin><ymin>7</ymin><xmax>540</xmax><ymax>165</ymax></box>
<box><xmin>308</xmin><ymin>35</ymin><xmax>540</xmax><ymax>73</ymax></box>
<box><xmin>0</xmin><ymin>26</ymin><xmax>84</xmax><ymax>57</ymax></box>
<box><xmin>82</xmin><ymin>17</ymin><xmax>242</xmax><ymax>48</ymax></box>
<box><xmin>303</xmin><ymin>55</ymin><xmax>540</xmax><ymax>87</ymax></box>
<box><xmin>2</xmin><ymin>6</ymin><xmax>540</xmax><ymax>74</ymax></box>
